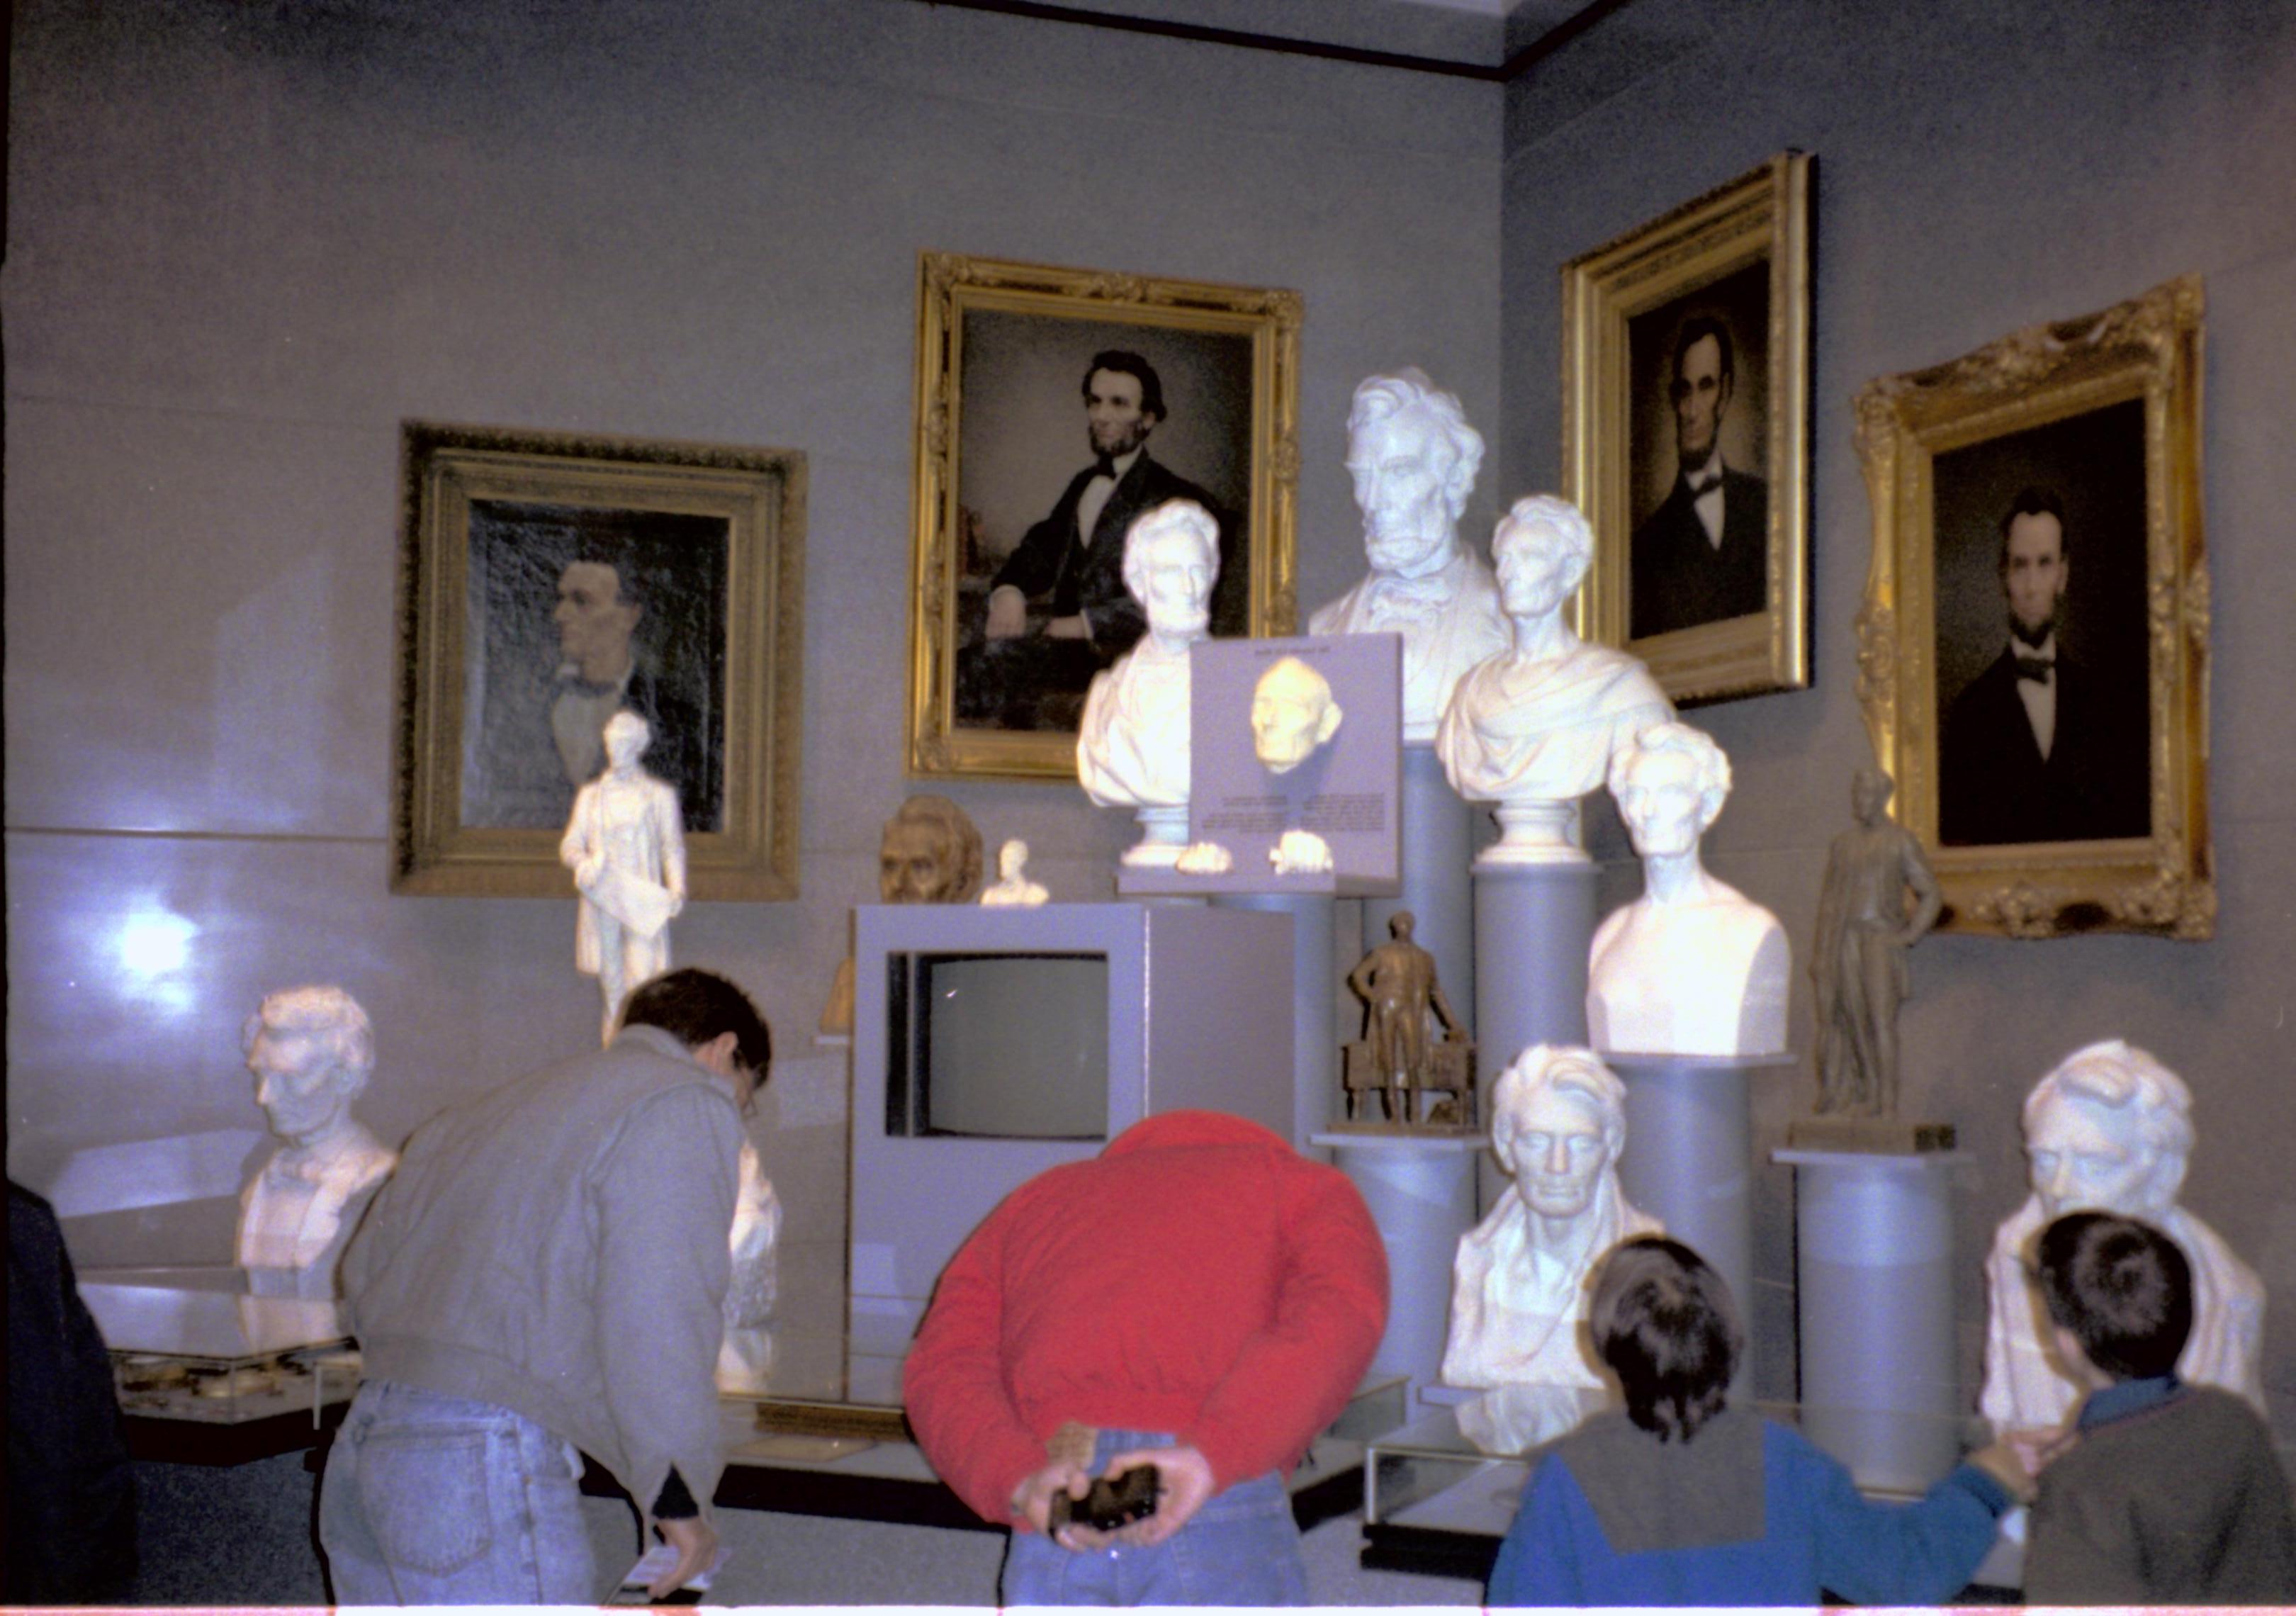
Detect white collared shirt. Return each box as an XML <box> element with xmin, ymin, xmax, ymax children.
<box><xmin>2009</xmin><ymin>632</ymin><xmax>2058</xmax><ymax>759</ymax></box>
<box><xmin>551</xmin><ymin>661</ymin><xmax>636</xmax><ymax>786</ymax></box>
<box><xmin>1684</xmin><ymin>448</ymin><xmax>1726</xmax><ymax>548</ymax></box>
<box><xmin>1075</xmin><ymin>447</ymin><xmax>1143</xmax><ymax>547</ymax></box>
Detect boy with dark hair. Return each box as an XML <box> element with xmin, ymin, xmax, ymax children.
<box><xmin>1490</xmin><ymin>1236</ymin><xmax>2030</xmax><ymax>1607</ymax></box>
<box><xmin>2025</xmin><ymin>1211</ymin><xmax>2296</xmax><ymax>1603</ymax></box>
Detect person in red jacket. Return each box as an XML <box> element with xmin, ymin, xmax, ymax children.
<box><xmin>904</xmin><ymin>1110</ymin><xmax>1388</xmax><ymax>1605</ymax></box>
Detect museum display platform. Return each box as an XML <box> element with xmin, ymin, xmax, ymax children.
<box><xmin>1358</xmin><ymin>1396</ymin><xmax>2022</xmax><ymax>1596</ymax></box>
<box><xmin>575</xmin><ymin>1350</ymin><xmax>1408</xmax><ymax>1532</ymax></box>
<box><xmin>83</xmin><ymin>1264</ymin><xmax>360</xmax><ymax>1466</ymax></box>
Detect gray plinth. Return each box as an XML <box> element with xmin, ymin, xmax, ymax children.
<box><xmin>1603</xmin><ymin>1052</ymin><xmax>1791</xmax><ymax>1392</ymax></box>
<box><xmin>1366</xmin><ymin>745</ymin><xmax>1476</xmax><ymax>1036</ymax></box>
<box><xmin>1471</xmin><ymin>860</ymin><xmax>1597</xmax><ymax>1065</ymax></box>
<box><xmin>1217</xmin><ymin>893</ymin><xmax>1336</xmax><ymax>1152</ymax></box>
<box><xmin>1774</xmin><ymin>1148</ymin><xmax>1972</xmax><ymax>1492</ymax></box>
<box><xmin>1312</xmin><ymin>1130</ymin><xmax>1480</xmax><ymax>1396</ymax></box>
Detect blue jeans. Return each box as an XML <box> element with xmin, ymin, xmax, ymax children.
<box><xmin>319</xmin><ymin>1379</ymin><xmax>598</xmax><ymax>1605</ymax></box>
<box><xmin>1000</xmin><ymin>1428</ymin><xmax>1310</xmax><ymax>1607</ymax></box>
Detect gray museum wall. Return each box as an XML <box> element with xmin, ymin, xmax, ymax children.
<box><xmin>1497</xmin><ymin>0</ymin><xmax>2296</xmax><ymax>1421</ymax></box>
<box><xmin>1</xmin><ymin>0</ymin><xmax>1499</xmax><ymax>1275</ymax></box>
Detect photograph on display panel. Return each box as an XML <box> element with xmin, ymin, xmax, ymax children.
<box><xmin>393</xmin><ymin>423</ymin><xmax>805</xmax><ymax>901</ymax></box>
<box><xmin>906</xmin><ymin>254</ymin><xmax>1300</xmax><ymax>782</ymax></box>
<box><xmin>1853</xmin><ymin>275</ymin><xmax>2210</xmax><ymax>938</ymax></box>
<box><xmin>1563</xmin><ymin>152</ymin><xmax>1811</xmax><ymax>705</ymax></box>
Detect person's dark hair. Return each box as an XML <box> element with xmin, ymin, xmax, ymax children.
<box><xmin>1996</xmin><ymin>486</ymin><xmax>2070</xmax><ymax>566</ymax></box>
<box><xmin>569</xmin><ymin>546</ymin><xmax>645</xmax><ymax>610</ymax></box>
<box><xmin>1589</xmin><ymin>1235</ymin><xmax>1741</xmax><ymax>1444</ymax></box>
<box><xmin>1670</xmin><ymin>315</ymin><xmax>1735</xmax><ymax>387</ymax></box>
<box><xmin>2035</xmin><ymin>1211</ymin><xmax>2193</xmax><ymax>1382</ymax></box>
<box><xmin>620</xmin><ymin>968</ymin><xmax>772</xmax><ymax>1078</ymax></box>
<box><xmin>1081</xmin><ymin>349</ymin><xmax>1166</xmax><ymax>421</ymax></box>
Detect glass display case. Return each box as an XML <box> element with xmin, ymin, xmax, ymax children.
<box><xmin>702</xmin><ymin>1315</ymin><xmax>1407</xmax><ymax>1532</ymax></box>
<box><xmin>81</xmin><ymin>1265</ymin><xmax>359</xmax><ymax>1449</ymax></box>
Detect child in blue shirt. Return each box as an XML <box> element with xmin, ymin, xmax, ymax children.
<box><xmin>1488</xmin><ymin>1235</ymin><xmax>2030</xmax><ymax>1607</ymax></box>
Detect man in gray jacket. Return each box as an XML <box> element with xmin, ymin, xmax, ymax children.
<box><xmin>322</xmin><ymin>968</ymin><xmax>770</xmax><ymax>1603</ymax></box>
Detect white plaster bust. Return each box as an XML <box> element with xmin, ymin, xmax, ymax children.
<box><xmin>1251</xmin><ymin>655</ymin><xmax>1343</xmax><ymax>774</ymax></box>
<box><xmin>1308</xmin><ymin>369</ymin><xmax>1509</xmax><ymax>743</ymax></box>
<box><xmin>1587</xmin><ymin>722</ymin><xmax>1789</xmax><ymax>1056</ymax></box>
<box><xmin>1443</xmin><ymin>1045</ymin><xmax>1663</xmax><ymax>1440</ymax></box>
<box><xmin>979</xmin><ymin>838</ymin><xmax>1050</xmax><ymax>907</ymax></box>
<box><xmin>1981</xmin><ymin>1039</ymin><xmax>2266</xmax><ymax>1432</ymax></box>
<box><xmin>1076</xmin><ymin>500</ymin><xmax>1219</xmax><ymax>866</ymax></box>
<box><xmin>1436</xmin><ymin>495</ymin><xmax>1672</xmax><ymax>863</ymax></box>
<box><xmin>235</xmin><ymin>986</ymin><xmax>397</xmax><ymax>1279</ymax></box>
<box><xmin>561</xmin><ymin>709</ymin><xmax>687</xmax><ymax>1044</ymax></box>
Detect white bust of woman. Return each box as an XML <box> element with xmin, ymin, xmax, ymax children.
<box><xmin>1586</xmin><ymin>722</ymin><xmax>1789</xmax><ymax>1056</ymax></box>
<box><xmin>1435</xmin><ymin>495</ymin><xmax>1672</xmax><ymax>863</ymax></box>
<box><xmin>1076</xmin><ymin>500</ymin><xmax>1220</xmax><ymax>866</ymax></box>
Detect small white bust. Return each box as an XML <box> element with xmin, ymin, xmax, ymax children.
<box><xmin>235</xmin><ymin>987</ymin><xmax>397</xmax><ymax>1279</ymax></box>
<box><xmin>1174</xmin><ymin>841</ymin><xmax>1234</xmax><ymax>874</ymax></box>
<box><xmin>1587</xmin><ymin>722</ymin><xmax>1789</xmax><ymax>1056</ymax></box>
<box><xmin>979</xmin><ymin>838</ymin><xmax>1051</xmax><ymax>907</ymax></box>
<box><xmin>1443</xmin><ymin>1046</ymin><xmax>1662</xmax><ymax>1420</ymax></box>
<box><xmin>561</xmin><ymin>710</ymin><xmax>687</xmax><ymax>1044</ymax></box>
<box><xmin>1251</xmin><ymin>656</ymin><xmax>1344</xmax><ymax>774</ymax></box>
<box><xmin>1309</xmin><ymin>370</ymin><xmax>1510</xmax><ymax>743</ymax></box>
<box><xmin>1076</xmin><ymin>500</ymin><xmax>1220</xmax><ymax>866</ymax></box>
<box><xmin>1436</xmin><ymin>495</ymin><xmax>1672</xmax><ymax>863</ymax></box>
<box><xmin>1981</xmin><ymin>1040</ymin><xmax>2266</xmax><ymax>1432</ymax></box>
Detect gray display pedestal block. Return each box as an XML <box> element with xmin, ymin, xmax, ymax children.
<box><xmin>1774</xmin><ymin>1147</ymin><xmax>1974</xmax><ymax>1493</ymax></box>
<box><xmin>1472</xmin><ymin>860</ymin><xmax>1597</xmax><ymax>1212</ymax></box>
<box><xmin>1314</xmin><ymin>1130</ymin><xmax>1481</xmax><ymax>1401</ymax></box>
<box><xmin>1218</xmin><ymin>893</ymin><xmax>1336</xmax><ymax>1152</ymax></box>
<box><xmin>1366</xmin><ymin>745</ymin><xmax>1476</xmax><ymax>1037</ymax></box>
<box><xmin>1603</xmin><ymin>1052</ymin><xmax>1793</xmax><ymax>1392</ymax></box>
<box><xmin>1472</xmin><ymin>861</ymin><xmax>1596</xmax><ymax>1069</ymax></box>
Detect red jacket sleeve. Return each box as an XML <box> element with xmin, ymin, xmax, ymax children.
<box><xmin>900</xmin><ymin>1201</ymin><xmax>1056</xmax><ymax>1529</ymax></box>
<box><xmin>1183</xmin><ymin>1158</ymin><xmax>1388</xmax><ymax>1491</ymax></box>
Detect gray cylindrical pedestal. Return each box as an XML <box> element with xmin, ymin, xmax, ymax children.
<box><xmin>1604</xmin><ymin>1053</ymin><xmax>1789</xmax><ymax>1392</ymax></box>
<box><xmin>1774</xmin><ymin>1148</ymin><xmax>1971</xmax><ymax>1491</ymax></box>
<box><xmin>1217</xmin><ymin>893</ymin><xmax>1336</xmax><ymax>1152</ymax></box>
<box><xmin>1472</xmin><ymin>861</ymin><xmax>1597</xmax><ymax>1066</ymax></box>
<box><xmin>1366</xmin><ymin>745</ymin><xmax>1477</xmax><ymax>1036</ymax></box>
<box><xmin>1312</xmin><ymin>1131</ymin><xmax>1480</xmax><ymax>1395</ymax></box>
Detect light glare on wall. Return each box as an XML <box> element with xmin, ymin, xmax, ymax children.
<box><xmin>118</xmin><ymin>909</ymin><xmax>197</xmax><ymax>977</ymax></box>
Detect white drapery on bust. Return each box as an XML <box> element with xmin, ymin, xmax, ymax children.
<box><xmin>1436</xmin><ymin>641</ymin><xmax>1670</xmax><ymax>808</ymax></box>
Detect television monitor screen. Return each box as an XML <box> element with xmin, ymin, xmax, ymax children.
<box><xmin>887</xmin><ymin>952</ymin><xmax>1109</xmax><ymax>1140</ymax></box>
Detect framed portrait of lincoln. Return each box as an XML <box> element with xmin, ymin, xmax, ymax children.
<box><xmin>1852</xmin><ymin>276</ymin><xmax>2210</xmax><ymax>938</ymax></box>
<box><xmin>904</xmin><ymin>253</ymin><xmax>1301</xmax><ymax>782</ymax></box>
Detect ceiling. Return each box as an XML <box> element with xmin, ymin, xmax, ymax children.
<box><xmin>909</xmin><ymin>0</ymin><xmax>1621</xmax><ymax>79</ymax></box>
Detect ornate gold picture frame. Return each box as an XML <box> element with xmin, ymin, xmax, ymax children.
<box><xmin>905</xmin><ymin>253</ymin><xmax>1300</xmax><ymax>781</ymax></box>
<box><xmin>1852</xmin><ymin>276</ymin><xmax>2210</xmax><ymax>938</ymax></box>
<box><xmin>1563</xmin><ymin>151</ymin><xmax>1811</xmax><ymax>705</ymax></box>
<box><xmin>393</xmin><ymin>422</ymin><xmax>805</xmax><ymax>900</ymax></box>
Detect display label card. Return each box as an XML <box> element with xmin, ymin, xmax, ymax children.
<box><xmin>1118</xmin><ymin>633</ymin><xmax>1402</xmax><ymax>897</ymax></box>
